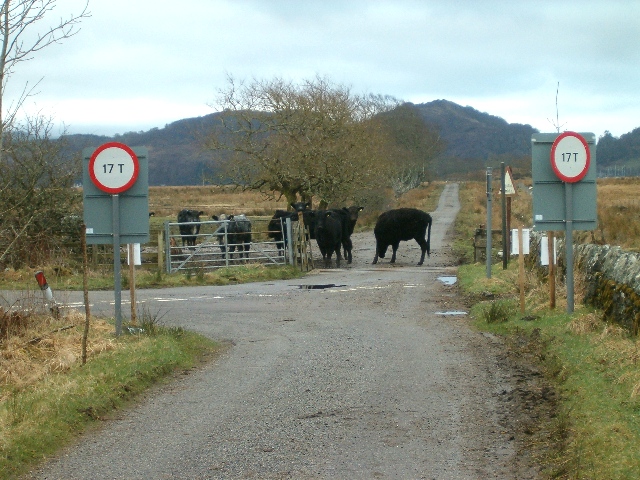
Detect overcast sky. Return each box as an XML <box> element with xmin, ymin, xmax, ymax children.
<box><xmin>8</xmin><ymin>0</ymin><xmax>640</xmax><ymax>139</ymax></box>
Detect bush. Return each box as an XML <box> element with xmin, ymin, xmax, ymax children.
<box><xmin>0</xmin><ymin>117</ymin><xmax>81</xmax><ymax>269</ymax></box>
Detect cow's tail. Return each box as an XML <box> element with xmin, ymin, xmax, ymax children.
<box><xmin>426</xmin><ymin>215</ymin><xmax>432</xmax><ymax>256</ymax></box>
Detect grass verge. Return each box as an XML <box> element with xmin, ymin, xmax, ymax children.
<box><xmin>459</xmin><ymin>261</ymin><xmax>640</xmax><ymax>479</ymax></box>
<box><xmin>0</xmin><ymin>316</ymin><xmax>222</xmax><ymax>480</ymax></box>
<box><xmin>0</xmin><ymin>264</ymin><xmax>305</xmax><ymax>291</ymax></box>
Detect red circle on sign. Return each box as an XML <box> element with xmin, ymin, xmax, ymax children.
<box><xmin>89</xmin><ymin>142</ymin><xmax>139</xmax><ymax>194</ymax></box>
<box><xmin>550</xmin><ymin>131</ymin><xmax>591</xmax><ymax>183</ymax></box>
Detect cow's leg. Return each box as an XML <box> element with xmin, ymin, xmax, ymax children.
<box><xmin>325</xmin><ymin>252</ymin><xmax>331</xmax><ymax>268</ymax></box>
<box><xmin>343</xmin><ymin>238</ymin><xmax>353</xmax><ymax>264</ymax></box>
<box><xmin>416</xmin><ymin>237</ymin><xmax>428</xmax><ymax>265</ymax></box>
<box><xmin>335</xmin><ymin>246</ymin><xmax>342</xmax><ymax>268</ymax></box>
<box><xmin>372</xmin><ymin>252</ymin><xmax>379</xmax><ymax>264</ymax></box>
<box><xmin>390</xmin><ymin>242</ymin><xmax>400</xmax><ymax>263</ymax></box>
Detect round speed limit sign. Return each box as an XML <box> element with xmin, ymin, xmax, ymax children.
<box><xmin>89</xmin><ymin>142</ymin><xmax>139</xmax><ymax>194</ymax></box>
<box><xmin>550</xmin><ymin>131</ymin><xmax>591</xmax><ymax>183</ymax></box>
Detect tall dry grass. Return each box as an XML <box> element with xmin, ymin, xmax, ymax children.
<box><xmin>456</xmin><ymin>177</ymin><xmax>640</xmax><ymax>253</ymax></box>
<box><xmin>149</xmin><ymin>183</ymin><xmax>445</xmax><ymax>228</ymax></box>
<box><xmin>149</xmin><ymin>185</ymin><xmax>291</xmax><ymax>218</ymax></box>
<box><xmin>0</xmin><ymin>308</ymin><xmax>116</xmax><ymax>397</ymax></box>
<box><xmin>590</xmin><ymin>177</ymin><xmax>640</xmax><ymax>250</ymax></box>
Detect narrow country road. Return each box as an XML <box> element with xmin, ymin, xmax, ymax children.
<box><xmin>25</xmin><ymin>183</ymin><xmax>538</xmax><ymax>479</ymax></box>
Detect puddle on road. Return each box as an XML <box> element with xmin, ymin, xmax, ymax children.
<box><xmin>298</xmin><ymin>284</ymin><xmax>347</xmax><ymax>290</ymax></box>
<box><xmin>437</xmin><ymin>276</ymin><xmax>458</xmax><ymax>286</ymax></box>
<box><xmin>435</xmin><ymin>311</ymin><xmax>468</xmax><ymax>316</ymax></box>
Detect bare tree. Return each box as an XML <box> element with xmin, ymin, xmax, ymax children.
<box><xmin>0</xmin><ymin>0</ymin><xmax>89</xmax><ymax>267</ymax></box>
<box><xmin>0</xmin><ymin>114</ymin><xmax>81</xmax><ymax>268</ymax></box>
<box><xmin>204</xmin><ymin>75</ymin><xmax>400</xmax><ymax>208</ymax></box>
<box><xmin>0</xmin><ymin>0</ymin><xmax>90</xmax><ymax>159</ymax></box>
<box><xmin>378</xmin><ymin>103</ymin><xmax>446</xmax><ymax>196</ymax></box>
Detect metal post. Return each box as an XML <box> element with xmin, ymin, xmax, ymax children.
<box><xmin>224</xmin><ymin>221</ymin><xmax>229</xmax><ymax>267</ymax></box>
<box><xmin>164</xmin><ymin>221</ymin><xmax>171</xmax><ymax>273</ymax></box>
<box><xmin>128</xmin><ymin>244</ymin><xmax>136</xmax><ymax>325</ymax></box>
<box><xmin>286</xmin><ymin>217</ymin><xmax>294</xmax><ymax>265</ymax></box>
<box><xmin>501</xmin><ymin>162</ymin><xmax>508</xmax><ymax>269</ymax></box>
<box><xmin>548</xmin><ymin>231</ymin><xmax>556</xmax><ymax>309</ymax></box>
<box><xmin>565</xmin><ymin>183</ymin><xmax>574</xmax><ymax>313</ymax></box>
<box><xmin>112</xmin><ymin>194</ymin><xmax>122</xmax><ymax>336</ymax></box>
<box><xmin>486</xmin><ymin>167</ymin><xmax>493</xmax><ymax>278</ymax></box>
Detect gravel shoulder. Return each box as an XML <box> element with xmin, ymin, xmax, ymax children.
<box><xmin>26</xmin><ymin>183</ymin><xmax>544</xmax><ymax>479</ymax></box>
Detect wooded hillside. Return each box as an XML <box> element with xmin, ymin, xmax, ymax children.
<box><xmin>61</xmin><ymin>100</ymin><xmax>637</xmax><ymax>185</ymax></box>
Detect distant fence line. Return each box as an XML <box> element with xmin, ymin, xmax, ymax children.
<box><xmin>597</xmin><ymin>166</ymin><xmax>640</xmax><ymax>178</ymax></box>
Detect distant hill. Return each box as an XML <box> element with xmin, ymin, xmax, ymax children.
<box><xmin>595</xmin><ymin>128</ymin><xmax>640</xmax><ymax>173</ymax></box>
<box><xmin>413</xmin><ymin>100</ymin><xmax>537</xmax><ymax>159</ymax></box>
<box><xmin>62</xmin><ymin>100</ymin><xmax>638</xmax><ymax>185</ymax></box>
<box><xmin>62</xmin><ymin>115</ymin><xmax>221</xmax><ymax>186</ymax></box>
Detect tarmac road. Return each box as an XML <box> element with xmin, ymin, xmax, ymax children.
<box><xmin>24</xmin><ymin>183</ymin><xmax>537</xmax><ymax>479</ymax></box>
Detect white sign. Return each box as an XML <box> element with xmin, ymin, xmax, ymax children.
<box><xmin>510</xmin><ymin>229</ymin><xmax>530</xmax><ymax>255</ymax></box>
<box><xmin>89</xmin><ymin>142</ymin><xmax>139</xmax><ymax>194</ymax></box>
<box><xmin>127</xmin><ymin>243</ymin><xmax>141</xmax><ymax>266</ymax></box>
<box><xmin>502</xmin><ymin>167</ymin><xmax>516</xmax><ymax>195</ymax></box>
<box><xmin>550</xmin><ymin>131</ymin><xmax>590</xmax><ymax>183</ymax></box>
<box><xmin>540</xmin><ymin>236</ymin><xmax>558</xmax><ymax>266</ymax></box>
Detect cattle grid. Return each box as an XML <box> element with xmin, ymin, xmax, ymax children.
<box><xmin>164</xmin><ymin>216</ymin><xmax>314</xmax><ymax>273</ymax></box>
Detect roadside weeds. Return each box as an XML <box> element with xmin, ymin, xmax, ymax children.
<box><xmin>459</xmin><ymin>261</ymin><xmax>640</xmax><ymax>479</ymax></box>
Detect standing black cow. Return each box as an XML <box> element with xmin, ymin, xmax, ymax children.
<box><xmin>177</xmin><ymin>209</ymin><xmax>204</xmax><ymax>247</ymax></box>
<box><xmin>303</xmin><ymin>206</ymin><xmax>362</xmax><ymax>264</ymax></box>
<box><xmin>212</xmin><ymin>214</ymin><xmax>252</xmax><ymax>259</ymax></box>
<box><xmin>372</xmin><ymin>208</ymin><xmax>432</xmax><ymax>266</ymax></box>
<box><xmin>315</xmin><ymin>210</ymin><xmax>343</xmax><ymax>268</ymax></box>
<box><xmin>340</xmin><ymin>206</ymin><xmax>363</xmax><ymax>263</ymax></box>
<box><xmin>267</xmin><ymin>202</ymin><xmax>311</xmax><ymax>255</ymax></box>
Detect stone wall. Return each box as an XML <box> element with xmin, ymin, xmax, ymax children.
<box><xmin>528</xmin><ymin>232</ymin><xmax>640</xmax><ymax>334</ymax></box>
<box><xmin>575</xmin><ymin>244</ymin><xmax>640</xmax><ymax>335</ymax></box>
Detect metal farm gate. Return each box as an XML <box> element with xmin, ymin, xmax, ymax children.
<box><xmin>164</xmin><ymin>216</ymin><xmax>314</xmax><ymax>273</ymax></box>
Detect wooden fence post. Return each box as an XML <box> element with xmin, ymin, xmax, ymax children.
<box><xmin>158</xmin><ymin>230</ymin><xmax>164</xmax><ymax>271</ymax></box>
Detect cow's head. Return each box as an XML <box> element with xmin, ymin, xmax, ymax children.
<box><xmin>345</xmin><ymin>206</ymin><xmax>363</xmax><ymax>221</ymax></box>
<box><xmin>316</xmin><ymin>210</ymin><xmax>338</xmax><ymax>229</ymax></box>
<box><xmin>291</xmin><ymin>201</ymin><xmax>311</xmax><ymax>212</ymax></box>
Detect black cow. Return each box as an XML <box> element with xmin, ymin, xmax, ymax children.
<box><xmin>340</xmin><ymin>206</ymin><xmax>363</xmax><ymax>262</ymax></box>
<box><xmin>343</xmin><ymin>206</ymin><xmax>364</xmax><ymax>236</ymax></box>
<box><xmin>177</xmin><ymin>209</ymin><xmax>204</xmax><ymax>247</ymax></box>
<box><xmin>315</xmin><ymin>210</ymin><xmax>343</xmax><ymax>268</ymax></box>
<box><xmin>212</xmin><ymin>214</ymin><xmax>252</xmax><ymax>259</ymax></box>
<box><xmin>303</xmin><ymin>206</ymin><xmax>362</xmax><ymax>264</ymax></box>
<box><xmin>372</xmin><ymin>208</ymin><xmax>432</xmax><ymax>266</ymax></box>
<box><xmin>301</xmin><ymin>209</ymin><xmax>319</xmax><ymax>240</ymax></box>
<box><xmin>267</xmin><ymin>202</ymin><xmax>311</xmax><ymax>255</ymax></box>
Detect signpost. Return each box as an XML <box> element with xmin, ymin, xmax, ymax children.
<box><xmin>486</xmin><ymin>167</ymin><xmax>493</xmax><ymax>278</ymax></box>
<box><xmin>83</xmin><ymin>143</ymin><xmax>149</xmax><ymax>335</ymax></box>
<box><xmin>532</xmin><ymin>132</ymin><xmax>596</xmax><ymax>313</ymax></box>
<box><xmin>500</xmin><ymin>163</ymin><xmax>517</xmax><ymax>269</ymax></box>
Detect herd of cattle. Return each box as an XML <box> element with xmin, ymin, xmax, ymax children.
<box><xmin>176</xmin><ymin>204</ymin><xmax>432</xmax><ymax>267</ymax></box>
